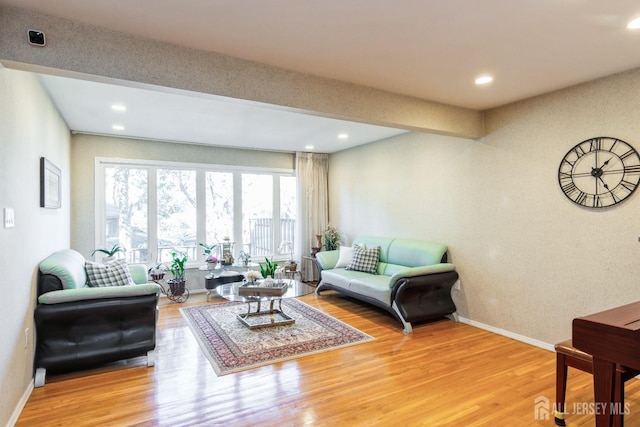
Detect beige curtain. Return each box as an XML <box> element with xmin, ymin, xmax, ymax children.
<box><xmin>296</xmin><ymin>152</ymin><xmax>329</xmax><ymax>282</ymax></box>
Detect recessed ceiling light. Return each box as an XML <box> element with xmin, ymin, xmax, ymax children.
<box><xmin>112</xmin><ymin>124</ymin><xmax>125</xmax><ymax>131</ymax></box>
<box><xmin>627</xmin><ymin>18</ymin><xmax>640</xmax><ymax>29</ymax></box>
<box><xmin>305</xmin><ymin>145</ymin><xmax>314</xmax><ymax>150</ymax></box>
<box><xmin>111</xmin><ymin>104</ymin><xmax>127</xmax><ymax>112</ymax></box>
<box><xmin>337</xmin><ymin>133</ymin><xmax>349</xmax><ymax>140</ymax></box>
<box><xmin>475</xmin><ymin>75</ymin><xmax>494</xmax><ymax>85</ymax></box>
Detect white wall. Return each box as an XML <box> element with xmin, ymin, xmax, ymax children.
<box><xmin>0</xmin><ymin>68</ymin><xmax>70</xmax><ymax>426</ymax></box>
<box><xmin>329</xmin><ymin>67</ymin><xmax>640</xmax><ymax>345</ymax></box>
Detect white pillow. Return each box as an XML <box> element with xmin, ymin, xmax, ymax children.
<box><xmin>335</xmin><ymin>244</ymin><xmax>364</xmax><ymax>268</ymax></box>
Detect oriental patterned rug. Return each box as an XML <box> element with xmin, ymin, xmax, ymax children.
<box><xmin>180</xmin><ymin>299</ymin><xmax>375</xmax><ymax>376</ymax></box>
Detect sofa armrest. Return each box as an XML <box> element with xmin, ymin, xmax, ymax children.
<box><xmin>38</xmin><ymin>283</ymin><xmax>161</xmax><ymax>305</ymax></box>
<box><xmin>391</xmin><ymin>270</ymin><xmax>459</xmax><ymax>323</ymax></box>
<box><xmin>389</xmin><ymin>263</ymin><xmax>456</xmax><ymax>288</ymax></box>
<box><xmin>315</xmin><ymin>250</ymin><xmax>339</xmax><ymax>271</ymax></box>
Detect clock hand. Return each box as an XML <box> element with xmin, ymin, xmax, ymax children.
<box><xmin>598</xmin><ymin>175</ymin><xmax>609</xmax><ymax>191</ymax></box>
<box><xmin>598</xmin><ymin>158</ymin><xmax>611</xmax><ymax>169</ymax></box>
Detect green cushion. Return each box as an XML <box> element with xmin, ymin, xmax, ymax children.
<box><xmin>39</xmin><ymin>249</ymin><xmax>87</xmax><ymax>289</ymax></box>
<box><xmin>353</xmin><ymin>237</ymin><xmax>394</xmax><ymax>263</ymax></box>
<box><xmin>387</xmin><ymin>238</ymin><xmax>447</xmax><ymax>267</ymax></box>
<box><xmin>315</xmin><ymin>250</ymin><xmax>339</xmax><ymax>270</ymax></box>
<box><xmin>128</xmin><ymin>264</ymin><xmax>148</xmax><ymax>284</ymax></box>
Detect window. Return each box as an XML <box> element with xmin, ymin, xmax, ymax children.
<box><xmin>104</xmin><ymin>167</ymin><xmax>148</xmax><ymax>263</ymax></box>
<box><xmin>96</xmin><ymin>159</ymin><xmax>296</xmax><ymax>266</ymax></box>
<box><xmin>242</xmin><ymin>173</ymin><xmax>273</xmax><ymax>257</ymax></box>
<box><xmin>157</xmin><ymin>169</ymin><xmax>196</xmax><ymax>263</ymax></box>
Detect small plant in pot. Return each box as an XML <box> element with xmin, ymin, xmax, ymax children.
<box><xmin>168</xmin><ymin>251</ymin><xmax>188</xmax><ymax>296</ymax></box>
<box><xmin>259</xmin><ymin>257</ymin><xmax>279</xmax><ymax>279</ymax></box>
<box><xmin>91</xmin><ymin>244</ymin><xmax>125</xmax><ymax>262</ymax></box>
<box><xmin>278</xmin><ymin>240</ymin><xmax>297</xmax><ymax>271</ymax></box>
<box><xmin>148</xmin><ymin>263</ymin><xmax>167</xmax><ymax>281</ymax></box>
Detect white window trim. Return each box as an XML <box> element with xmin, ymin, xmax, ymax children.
<box><xmin>94</xmin><ymin>157</ymin><xmax>295</xmax><ymax>267</ymax></box>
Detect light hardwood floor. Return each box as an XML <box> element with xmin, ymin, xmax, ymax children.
<box><xmin>17</xmin><ymin>291</ymin><xmax>640</xmax><ymax>426</ymax></box>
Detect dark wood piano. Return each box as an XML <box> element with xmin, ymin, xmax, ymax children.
<box><xmin>573</xmin><ymin>301</ymin><xmax>640</xmax><ymax>427</ymax></box>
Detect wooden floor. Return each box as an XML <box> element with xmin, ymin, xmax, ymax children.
<box><xmin>17</xmin><ymin>291</ymin><xmax>640</xmax><ymax>426</ymax></box>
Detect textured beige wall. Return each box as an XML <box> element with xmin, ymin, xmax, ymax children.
<box><xmin>329</xmin><ymin>67</ymin><xmax>640</xmax><ymax>345</ymax></box>
<box><xmin>0</xmin><ymin>68</ymin><xmax>70</xmax><ymax>426</ymax></box>
<box><xmin>71</xmin><ymin>134</ymin><xmax>294</xmax><ymax>258</ymax></box>
<box><xmin>0</xmin><ymin>5</ymin><xmax>483</xmax><ymax>139</ymax></box>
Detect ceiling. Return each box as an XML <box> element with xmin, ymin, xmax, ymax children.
<box><xmin>4</xmin><ymin>0</ymin><xmax>640</xmax><ymax>152</ymax></box>
<box><xmin>37</xmin><ymin>74</ymin><xmax>408</xmax><ymax>153</ymax></box>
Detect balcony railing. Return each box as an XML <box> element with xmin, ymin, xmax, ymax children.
<box><xmin>249</xmin><ymin>218</ymin><xmax>295</xmax><ymax>257</ymax></box>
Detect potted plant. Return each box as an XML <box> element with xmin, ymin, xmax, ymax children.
<box><xmin>239</xmin><ymin>250</ymin><xmax>251</xmax><ymax>266</ymax></box>
<box><xmin>323</xmin><ymin>224</ymin><xmax>341</xmax><ymax>251</ymax></box>
<box><xmin>259</xmin><ymin>257</ymin><xmax>278</xmax><ymax>279</ymax></box>
<box><xmin>168</xmin><ymin>251</ymin><xmax>188</xmax><ymax>296</ymax></box>
<box><xmin>148</xmin><ymin>263</ymin><xmax>167</xmax><ymax>281</ymax></box>
<box><xmin>278</xmin><ymin>241</ymin><xmax>296</xmax><ymax>271</ymax></box>
<box><xmin>91</xmin><ymin>244</ymin><xmax>125</xmax><ymax>262</ymax></box>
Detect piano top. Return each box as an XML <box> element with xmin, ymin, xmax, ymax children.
<box><xmin>572</xmin><ymin>300</ymin><xmax>640</xmax><ymax>370</ymax></box>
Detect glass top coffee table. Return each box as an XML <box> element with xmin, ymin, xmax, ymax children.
<box><xmin>214</xmin><ymin>279</ymin><xmax>315</xmax><ymax>329</ymax></box>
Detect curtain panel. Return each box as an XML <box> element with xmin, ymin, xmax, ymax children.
<box><xmin>296</xmin><ymin>152</ymin><xmax>329</xmax><ymax>281</ymax></box>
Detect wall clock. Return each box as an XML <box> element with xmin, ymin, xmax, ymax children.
<box><xmin>558</xmin><ymin>136</ymin><xmax>640</xmax><ymax>208</ymax></box>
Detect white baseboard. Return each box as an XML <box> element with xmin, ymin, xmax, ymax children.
<box><xmin>458</xmin><ymin>316</ymin><xmax>555</xmax><ymax>352</ymax></box>
<box><xmin>7</xmin><ymin>379</ymin><xmax>33</xmax><ymax>427</ymax></box>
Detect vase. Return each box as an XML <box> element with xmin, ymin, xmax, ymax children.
<box><xmin>315</xmin><ymin>234</ymin><xmax>323</xmax><ymax>249</ymax></box>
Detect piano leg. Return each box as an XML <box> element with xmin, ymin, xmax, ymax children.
<box><xmin>592</xmin><ymin>357</ymin><xmax>617</xmax><ymax>427</ymax></box>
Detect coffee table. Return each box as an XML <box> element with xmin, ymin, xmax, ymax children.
<box><xmin>214</xmin><ymin>279</ymin><xmax>315</xmax><ymax>329</ymax></box>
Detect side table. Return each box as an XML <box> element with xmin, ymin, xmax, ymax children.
<box><xmin>205</xmin><ymin>272</ymin><xmax>246</xmax><ymax>302</ymax></box>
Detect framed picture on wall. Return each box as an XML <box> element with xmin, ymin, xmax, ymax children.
<box><xmin>40</xmin><ymin>157</ymin><xmax>61</xmax><ymax>209</ymax></box>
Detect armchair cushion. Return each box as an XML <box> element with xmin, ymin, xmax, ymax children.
<box><xmin>85</xmin><ymin>259</ymin><xmax>134</xmax><ymax>287</ymax></box>
<box><xmin>38</xmin><ymin>283</ymin><xmax>161</xmax><ymax>304</ymax></box>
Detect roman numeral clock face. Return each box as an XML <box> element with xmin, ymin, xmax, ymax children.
<box><xmin>558</xmin><ymin>137</ymin><xmax>640</xmax><ymax>208</ymax></box>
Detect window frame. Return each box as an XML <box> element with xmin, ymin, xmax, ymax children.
<box><xmin>94</xmin><ymin>157</ymin><xmax>296</xmax><ymax>267</ymax></box>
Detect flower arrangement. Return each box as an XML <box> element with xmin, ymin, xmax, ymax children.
<box><xmin>245</xmin><ymin>270</ymin><xmax>262</xmax><ymax>283</ymax></box>
<box><xmin>323</xmin><ymin>223</ymin><xmax>341</xmax><ymax>251</ymax></box>
<box><xmin>206</xmin><ymin>255</ymin><xmax>218</xmax><ymax>264</ymax></box>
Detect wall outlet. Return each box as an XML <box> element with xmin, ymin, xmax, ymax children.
<box><xmin>453</xmin><ymin>279</ymin><xmax>461</xmax><ymax>291</ymax></box>
<box><xmin>24</xmin><ymin>328</ymin><xmax>29</xmax><ymax>349</ymax></box>
<box><xmin>4</xmin><ymin>208</ymin><xmax>15</xmax><ymax>228</ymax></box>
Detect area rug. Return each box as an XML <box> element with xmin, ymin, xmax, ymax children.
<box><xmin>180</xmin><ymin>299</ymin><xmax>375</xmax><ymax>376</ymax></box>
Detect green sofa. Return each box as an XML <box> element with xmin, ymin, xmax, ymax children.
<box><xmin>315</xmin><ymin>236</ymin><xmax>459</xmax><ymax>333</ymax></box>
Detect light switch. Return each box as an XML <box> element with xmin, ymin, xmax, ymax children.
<box><xmin>4</xmin><ymin>208</ymin><xmax>15</xmax><ymax>228</ymax></box>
